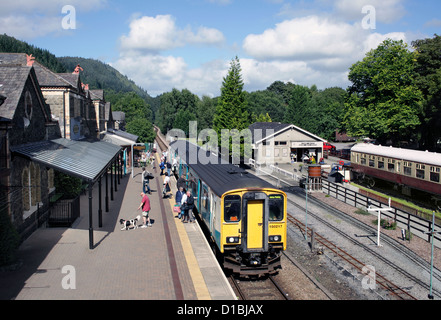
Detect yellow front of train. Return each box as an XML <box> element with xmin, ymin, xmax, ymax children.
<box><xmin>220</xmin><ymin>188</ymin><xmax>287</xmax><ymax>276</ymax></box>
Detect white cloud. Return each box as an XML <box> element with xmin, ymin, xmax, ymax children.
<box><xmin>115</xmin><ymin>14</ymin><xmax>227</xmax><ymax>96</ymax></box>
<box><xmin>119</xmin><ymin>15</ymin><xmax>225</xmax><ymax>53</ymax></box>
<box><xmin>112</xmin><ymin>55</ymin><xmax>229</xmax><ymax>97</ymax></box>
<box><xmin>243</xmin><ymin>16</ymin><xmax>366</xmax><ymax>61</ymax></box>
<box><xmin>241</xmin><ymin>15</ymin><xmax>407</xmax><ymax>91</ymax></box>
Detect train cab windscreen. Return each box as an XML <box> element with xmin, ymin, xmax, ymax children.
<box><xmin>269</xmin><ymin>195</ymin><xmax>284</xmax><ymax>221</ymax></box>
<box><xmin>224</xmin><ymin>195</ymin><xmax>241</xmax><ymax>222</ymax></box>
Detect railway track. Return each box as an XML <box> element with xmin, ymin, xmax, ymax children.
<box><xmin>287</xmin><ymin>213</ymin><xmax>417</xmax><ymax>300</ymax></box>
<box><xmin>257</xmin><ymin>171</ymin><xmax>441</xmax><ymax>300</ymax></box>
<box><xmin>229</xmin><ymin>275</ymin><xmax>290</xmax><ymax>300</ymax></box>
<box><xmin>286</xmin><ymin>189</ymin><xmax>441</xmax><ymax>299</ymax></box>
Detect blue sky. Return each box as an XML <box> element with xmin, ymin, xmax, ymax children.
<box><xmin>1</xmin><ymin>0</ymin><xmax>440</xmax><ymax>97</ymax></box>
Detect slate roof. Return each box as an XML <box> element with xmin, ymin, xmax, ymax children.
<box><xmin>0</xmin><ymin>52</ymin><xmax>27</xmax><ymax>65</ymax></box>
<box><xmin>249</xmin><ymin>122</ymin><xmax>326</xmax><ymax>144</ymax></box>
<box><xmin>249</xmin><ymin>122</ymin><xmax>291</xmax><ymax>144</ymax></box>
<box><xmin>107</xmin><ymin>128</ymin><xmax>138</xmax><ymax>142</ymax></box>
<box><xmin>0</xmin><ymin>53</ymin><xmax>82</xmax><ymax>91</ymax></box>
<box><xmin>90</xmin><ymin>90</ymin><xmax>104</xmax><ymax>101</ymax></box>
<box><xmin>0</xmin><ymin>65</ymin><xmax>32</xmax><ymax>121</ymax></box>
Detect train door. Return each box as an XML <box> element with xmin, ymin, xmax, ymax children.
<box><xmin>242</xmin><ymin>192</ymin><xmax>269</xmax><ymax>252</ymax></box>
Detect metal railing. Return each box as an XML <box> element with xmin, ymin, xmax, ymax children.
<box><xmin>322</xmin><ymin>180</ymin><xmax>441</xmax><ymax>247</ymax></box>
<box><xmin>48</xmin><ymin>195</ymin><xmax>80</xmax><ymax>227</ymax></box>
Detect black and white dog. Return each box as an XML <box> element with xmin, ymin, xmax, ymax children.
<box><xmin>120</xmin><ymin>215</ymin><xmax>141</xmax><ymax>231</ymax></box>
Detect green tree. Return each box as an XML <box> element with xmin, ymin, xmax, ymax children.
<box><xmin>126</xmin><ymin>118</ymin><xmax>156</xmax><ymax>143</ymax></box>
<box><xmin>196</xmin><ymin>96</ymin><xmax>217</xmax><ymax>133</ymax></box>
<box><xmin>284</xmin><ymin>85</ymin><xmax>312</xmax><ymax>128</ymax></box>
<box><xmin>213</xmin><ymin>57</ymin><xmax>250</xmax><ymax>160</ymax></box>
<box><xmin>157</xmin><ymin>89</ymin><xmax>199</xmax><ymax>134</ymax></box>
<box><xmin>344</xmin><ymin>39</ymin><xmax>423</xmax><ymax>145</ymax></box>
<box><xmin>173</xmin><ymin>109</ymin><xmax>197</xmax><ymax>136</ymax></box>
<box><xmin>412</xmin><ymin>34</ymin><xmax>441</xmax><ymax>151</ymax></box>
<box><xmin>246</xmin><ymin>90</ymin><xmax>285</xmax><ymax>123</ymax></box>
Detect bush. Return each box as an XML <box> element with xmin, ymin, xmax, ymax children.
<box><xmin>54</xmin><ymin>172</ymin><xmax>83</xmax><ymax>199</ymax></box>
<box><xmin>372</xmin><ymin>218</ymin><xmax>397</xmax><ymax>230</ymax></box>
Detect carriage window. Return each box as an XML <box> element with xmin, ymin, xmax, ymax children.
<box><xmin>404</xmin><ymin>162</ymin><xmax>412</xmax><ymax>176</ymax></box>
<box><xmin>430</xmin><ymin>167</ymin><xmax>440</xmax><ymax>183</ymax></box>
<box><xmin>416</xmin><ymin>164</ymin><xmax>425</xmax><ymax>179</ymax></box>
<box><xmin>269</xmin><ymin>195</ymin><xmax>284</xmax><ymax>222</ymax></box>
<box><xmin>387</xmin><ymin>159</ymin><xmax>395</xmax><ymax>172</ymax></box>
<box><xmin>369</xmin><ymin>156</ymin><xmax>375</xmax><ymax>167</ymax></box>
<box><xmin>224</xmin><ymin>195</ymin><xmax>241</xmax><ymax>222</ymax></box>
<box><xmin>378</xmin><ymin>160</ymin><xmax>384</xmax><ymax>169</ymax></box>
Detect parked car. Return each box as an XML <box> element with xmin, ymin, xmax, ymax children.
<box><xmin>323</xmin><ymin>142</ymin><xmax>336</xmax><ymax>151</ymax></box>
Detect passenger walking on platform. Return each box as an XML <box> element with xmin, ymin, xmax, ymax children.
<box><xmin>166</xmin><ymin>161</ymin><xmax>172</xmax><ymax>177</ymax></box>
<box><xmin>175</xmin><ymin>187</ymin><xmax>185</xmax><ymax>219</ymax></box>
<box><xmin>138</xmin><ymin>192</ymin><xmax>152</xmax><ymax>227</ymax></box>
<box><xmin>172</xmin><ymin>158</ymin><xmax>178</xmax><ymax>175</ymax></box>
<box><xmin>163</xmin><ymin>173</ymin><xmax>171</xmax><ymax>198</ymax></box>
<box><xmin>159</xmin><ymin>159</ymin><xmax>165</xmax><ymax>175</ymax></box>
<box><xmin>142</xmin><ymin>167</ymin><xmax>151</xmax><ymax>194</ymax></box>
<box><xmin>180</xmin><ymin>191</ymin><xmax>187</xmax><ymax>221</ymax></box>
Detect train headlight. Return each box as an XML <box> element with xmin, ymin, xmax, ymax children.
<box><xmin>269</xmin><ymin>235</ymin><xmax>282</xmax><ymax>242</ymax></box>
<box><xmin>226</xmin><ymin>237</ymin><xmax>240</xmax><ymax>244</ymax></box>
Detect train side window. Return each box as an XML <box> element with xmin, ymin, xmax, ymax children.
<box><xmin>404</xmin><ymin>162</ymin><xmax>412</xmax><ymax>176</ymax></box>
<box><xmin>224</xmin><ymin>195</ymin><xmax>241</xmax><ymax>222</ymax></box>
<box><xmin>369</xmin><ymin>156</ymin><xmax>375</xmax><ymax>167</ymax></box>
<box><xmin>269</xmin><ymin>194</ymin><xmax>284</xmax><ymax>221</ymax></box>
<box><xmin>416</xmin><ymin>164</ymin><xmax>425</xmax><ymax>179</ymax></box>
<box><xmin>430</xmin><ymin>167</ymin><xmax>440</xmax><ymax>183</ymax></box>
<box><xmin>387</xmin><ymin>159</ymin><xmax>395</xmax><ymax>172</ymax></box>
<box><xmin>378</xmin><ymin>158</ymin><xmax>384</xmax><ymax>169</ymax></box>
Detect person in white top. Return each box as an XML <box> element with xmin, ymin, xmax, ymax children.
<box><xmin>163</xmin><ymin>172</ymin><xmax>171</xmax><ymax>198</ymax></box>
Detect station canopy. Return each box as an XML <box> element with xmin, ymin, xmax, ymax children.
<box><xmin>11</xmin><ymin>138</ymin><xmax>122</xmax><ymax>183</ymax></box>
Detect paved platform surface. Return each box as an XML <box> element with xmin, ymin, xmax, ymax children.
<box><xmin>0</xmin><ymin>160</ymin><xmax>236</xmax><ymax>300</ymax></box>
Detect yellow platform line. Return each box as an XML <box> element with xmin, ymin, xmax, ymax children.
<box><xmin>156</xmin><ymin>154</ymin><xmax>211</xmax><ymax>300</ymax></box>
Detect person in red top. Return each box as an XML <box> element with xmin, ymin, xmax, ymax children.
<box><xmin>138</xmin><ymin>192</ymin><xmax>152</xmax><ymax>228</ymax></box>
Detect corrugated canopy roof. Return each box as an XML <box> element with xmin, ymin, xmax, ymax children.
<box><xmin>11</xmin><ymin>138</ymin><xmax>122</xmax><ymax>183</ymax></box>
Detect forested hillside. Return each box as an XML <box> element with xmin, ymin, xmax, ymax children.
<box><xmin>0</xmin><ymin>34</ymin><xmax>66</xmax><ymax>73</ymax></box>
<box><xmin>57</xmin><ymin>56</ymin><xmax>159</xmax><ymax>116</ymax></box>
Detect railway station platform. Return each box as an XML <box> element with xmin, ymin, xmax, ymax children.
<box><xmin>0</xmin><ymin>158</ymin><xmax>236</xmax><ymax>301</ymax></box>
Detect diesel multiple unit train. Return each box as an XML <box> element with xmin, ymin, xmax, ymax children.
<box><xmin>169</xmin><ymin>140</ymin><xmax>287</xmax><ymax>276</ymax></box>
<box><xmin>350</xmin><ymin>143</ymin><xmax>441</xmax><ymax>208</ymax></box>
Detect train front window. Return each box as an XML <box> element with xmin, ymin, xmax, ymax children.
<box><xmin>269</xmin><ymin>195</ymin><xmax>284</xmax><ymax>221</ymax></box>
<box><xmin>224</xmin><ymin>195</ymin><xmax>241</xmax><ymax>222</ymax></box>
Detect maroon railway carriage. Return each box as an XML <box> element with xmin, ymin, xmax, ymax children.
<box><xmin>350</xmin><ymin>144</ymin><xmax>441</xmax><ymax>207</ymax></box>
